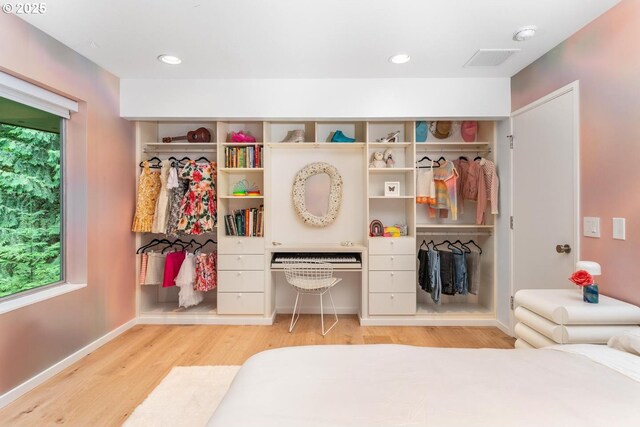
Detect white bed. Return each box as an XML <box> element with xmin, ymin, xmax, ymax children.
<box><xmin>208</xmin><ymin>342</ymin><xmax>640</xmax><ymax>427</ymax></box>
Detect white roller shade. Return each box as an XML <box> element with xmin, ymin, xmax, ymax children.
<box><xmin>0</xmin><ymin>71</ymin><xmax>78</xmax><ymax>119</ymax></box>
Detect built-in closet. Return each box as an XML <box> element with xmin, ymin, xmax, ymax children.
<box><xmin>133</xmin><ymin>120</ymin><xmax>498</xmax><ymax>326</ymax></box>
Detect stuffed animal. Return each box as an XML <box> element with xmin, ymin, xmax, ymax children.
<box><xmin>383</xmin><ymin>226</ymin><xmax>401</xmax><ymax>237</ymax></box>
<box><xmin>370</xmin><ymin>151</ymin><xmax>386</xmax><ymax>168</ymax></box>
<box><xmin>383</xmin><ymin>149</ymin><xmax>395</xmax><ymax>168</ymax></box>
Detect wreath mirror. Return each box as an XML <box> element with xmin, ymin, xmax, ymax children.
<box><xmin>292</xmin><ymin>162</ymin><xmax>343</xmax><ymax>227</ymax></box>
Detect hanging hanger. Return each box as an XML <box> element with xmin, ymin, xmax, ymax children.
<box><xmin>195</xmin><ymin>238</ymin><xmax>217</xmax><ymax>252</ymax></box>
<box><xmin>434</xmin><ymin>240</ymin><xmax>452</xmax><ymax>250</ymax></box>
<box><xmin>416</xmin><ymin>156</ymin><xmax>440</xmax><ymax>168</ymax></box>
<box><xmin>437</xmin><ymin>156</ymin><xmax>446</xmax><ymax>163</ymax></box>
<box><xmin>464</xmin><ymin>239</ymin><xmax>483</xmax><ymax>254</ymax></box>
<box><xmin>449</xmin><ymin>240</ymin><xmax>471</xmax><ymax>254</ymax></box>
<box><xmin>474</xmin><ymin>153</ymin><xmax>483</xmax><ymax>161</ymax></box>
<box><xmin>458</xmin><ymin>155</ymin><xmax>468</xmax><ymax>161</ymax></box>
<box><xmin>420</xmin><ymin>240</ymin><xmax>428</xmax><ymax>249</ymax></box>
<box><xmin>194</xmin><ymin>156</ymin><xmax>211</xmax><ymax>163</ymax></box>
<box><xmin>139</xmin><ymin>157</ymin><xmax>163</xmax><ymax>169</ymax></box>
<box><xmin>137</xmin><ymin>238</ymin><xmax>172</xmax><ymax>253</ymax></box>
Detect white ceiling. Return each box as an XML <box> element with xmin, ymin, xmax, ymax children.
<box><xmin>20</xmin><ymin>0</ymin><xmax>620</xmax><ymax>79</ymax></box>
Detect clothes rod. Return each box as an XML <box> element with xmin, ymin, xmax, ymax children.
<box><xmin>415</xmin><ymin>148</ymin><xmax>492</xmax><ymax>153</ymax></box>
<box><xmin>417</xmin><ymin>231</ymin><xmax>492</xmax><ymax>236</ymax></box>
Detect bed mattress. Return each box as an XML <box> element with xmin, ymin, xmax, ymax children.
<box><xmin>208</xmin><ymin>344</ymin><xmax>640</xmax><ymax>427</ymax></box>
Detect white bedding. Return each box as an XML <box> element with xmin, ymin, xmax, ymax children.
<box><xmin>208</xmin><ymin>344</ymin><xmax>640</xmax><ymax>427</ymax></box>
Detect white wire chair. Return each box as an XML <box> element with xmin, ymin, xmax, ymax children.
<box><xmin>283</xmin><ymin>260</ymin><xmax>342</xmax><ymax>336</ymax></box>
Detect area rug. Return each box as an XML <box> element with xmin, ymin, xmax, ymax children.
<box><xmin>123</xmin><ymin>365</ymin><xmax>240</xmax><ymax>427</ymax></box>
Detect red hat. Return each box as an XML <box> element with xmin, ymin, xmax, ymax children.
<box><xmin>461</xmin><ymin>121</ymin><xmax>478</xmax><ymax>142</ymax></box>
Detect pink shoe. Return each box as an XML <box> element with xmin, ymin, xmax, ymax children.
<box><xmin>230</xmin><ymin>131</ymin><xmax>257</xmax><ymax>143</ymax></box>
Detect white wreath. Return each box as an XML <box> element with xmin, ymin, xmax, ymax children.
<box><xmin>292</xmin><ymin>162</ymin><xmax>343</xmax><ymax>227</ymax></box>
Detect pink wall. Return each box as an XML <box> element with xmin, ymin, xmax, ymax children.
<box><xmin>0</xmin><ymin>14</ymin><xmax>135</xmax><ymax>395</ymax></box>
<box><xmin>512</xmin><ymin>0</ymin><xmax>640</xmax><ymax>306</ymax></box>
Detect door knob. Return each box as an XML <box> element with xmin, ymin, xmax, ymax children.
<box><xmin>556</xmin><ymin>244</ymin><xmax>571</xmax><ymax>254</ymax></box>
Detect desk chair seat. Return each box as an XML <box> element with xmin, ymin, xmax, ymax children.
<box><xmin>283</xmin><ymin>261</ymin><xmax>342</xmax><ymax>336</ymax></box>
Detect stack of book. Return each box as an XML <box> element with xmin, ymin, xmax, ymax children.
<box><xmin>224</xmin><ymin>205</ymin><xmax>264</xmax><ymax>236</ymax></box>
<box><xmin>225</xmin><ymin>145</ymin><xmax>263</xmax><ymax>168</ymax></box>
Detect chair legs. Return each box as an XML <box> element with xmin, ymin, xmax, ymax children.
<box><xmin>320</xmin><ymin>288</ymin><xmax>338</xmax><ymax>336</ymax></box>
<box><xmin>288</xmin><ymin>288</ymin><xmax>339</xmax><ymax>336</ymax></box>
<box><xmin>289</xmin><ymin>292</ymin><xmax>303</xmax><ymax>333</ymax></box>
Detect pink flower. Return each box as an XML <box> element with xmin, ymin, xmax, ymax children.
<box><xmin>569</xmin><ymin>270</ymin><xmax>594</xmax><ymax>287</ymax></box>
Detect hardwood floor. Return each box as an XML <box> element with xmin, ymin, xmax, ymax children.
<box><xmin>0</xmin><ymin>315</ymin><xmax>514</xmax><ymax>426</ymax></box>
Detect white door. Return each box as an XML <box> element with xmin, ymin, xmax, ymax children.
<box><xmin>511</xmin><ymin>82</ymin><xmax>580</xmax><ymax>322</ymax></box>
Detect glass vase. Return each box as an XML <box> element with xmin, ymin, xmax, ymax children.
<box><xmin>583</xmin><ymin>284</ymin><xmax>599</xmax><ymax>304</ymax></box>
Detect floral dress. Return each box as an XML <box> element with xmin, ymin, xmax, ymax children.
<box><xmin>177</xmin><ymin>161</ymin><xmax>217</xmax><ymax>235</ymax></box>
<box><xmin>194</xmin><ymin>251</ymin><xmax>217</xmax><ymax>292</ymax></box>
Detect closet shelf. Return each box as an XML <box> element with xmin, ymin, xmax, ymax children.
<box><xmin>368</xmin><ymin>167</ymin><xmax>413</xmax><ymax>173</ymax></box>
<box><xmin>369</xmin><ymin>196</ymin><xmax>414</xmax><ymax>199</ymax></box>
<box><xmin>220</xmin><ymin>142</ymin><xmax>263</xmax><ymax>146</ymax></box>
<box><xmin>219</xmin><ymin>195</ymin><xmax>264</xmax><ymax>199</ymax></box>
<box><xmin>218</xmin><ymin>167</ymin><xmax>264</xmax><ymax>172</ymax></box>
<box><xmin>416</xmin><ymin>224</ymin><xmax>494</xmax><ymax>229</ymax></box>
<box><xmin>144</xmin><ymin>142</ymin><xmax>217</xmax><ymax>153</ymax></box>
<box><xmin>267</xmin><ymin>142</ymin><xmax>365</xmax><ymax>149</ymax></box>
<box><xmin>367</xmin><ymin>142</ymin><xmax>412</xmax><ymax>148</ymax></box>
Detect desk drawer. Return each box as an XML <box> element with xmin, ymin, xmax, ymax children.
<box><xmin>369</xmin><ymin>292</ymin><xmax>416</xmax><ymax>315</ymax></box>
<box><xmin>217</xmin><ymin>292</ymin><xmax>264</xmax><ymax>315</ymax></box>
<box><xmin>218</xmin><ymin>254</ymin><xmax>265</xmax><ymax>271</ymax></box>
<box><xmin>219</xmin><ymin>237</ymin><xmax>265</xmax><ymax>254</ymax></box>
<box><xmin>369</xmin><ymin>237</ymin><xmax>415</xmax><ymax>255</ymax></box>
<box><xmin>218</xmin><ymin>271</ymin><xmax>264</xmax><ymax>292</ymax></box>
<box><xmin>369</xmin><ymin>270</ymin><xmax>416</xmax><ymax>293</ymax></box>
<box><xmin>369</xmin><ymin>255</ymin><xmax>416</xmax><ymax>271</ymax></box>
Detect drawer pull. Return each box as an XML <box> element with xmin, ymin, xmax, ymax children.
<box><xmin>236</xmin><ymin>240</ymin><xmax>242</xmax><ymax>245</ymax></box>
<box><xmin>390</xmin><ymin>256</ymin><xmax>394</xmax><ymax>261</ymax></box>
<box><xmin>390</xmin><ymin>241</ymin><xmax>394</xmax><ymax>245</ymax></box>
<box><xmin>237</xmin><ymin>256</ymin><xmax>243</xmax><ymax>260</ymax></box>
<box><xmin>237</xmin><ymin>271</ymin><xmax>242</xmax><ymax>276</ymax></box>
<box><xmin>391</xmin><ymin>294</ymin><xmax>395</xmax><ymax>299</ymax></box>
<box><xmin>237</xmin><ymin>293</ymin><xmax>242</xmax><ymax>298</ymax></box>
<box><xmin>390</xmin><ymin>272</ymin><xmax>394</xmax><ymax>277</ymax></box>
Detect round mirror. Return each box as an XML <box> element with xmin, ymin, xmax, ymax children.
<box><xmin>292</xmin><ymin>162</ymin><xmax>343</xmax><ymax>227</ymax></box>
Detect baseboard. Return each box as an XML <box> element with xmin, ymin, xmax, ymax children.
<box><xmin>0</xmin><ymin>318</ymin><xmax>137</xmax><ymax>410</ymax></box>
<box><xmin>495</xmin><ymin>319</ymin><xmax>513</xmax><ymax>337</ymax></box>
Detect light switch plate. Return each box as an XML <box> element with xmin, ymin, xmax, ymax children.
<box><xmin>613</xmin><ymin>218</ymin><xmax>626</xmax><ymax>240</ymax></box>
<box><xmin>583</xmin><ymin>217</ymin><xmax>600</xmax><ymax>238</ymax></box>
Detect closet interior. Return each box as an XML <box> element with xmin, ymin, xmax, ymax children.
<box><xmin>133</xmin><ymin>120</ymin><xmax>498</xmax><ymax>326</ymax></box>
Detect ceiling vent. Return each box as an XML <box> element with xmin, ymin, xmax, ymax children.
<box><xmin>464</xmin><ymin>49</ymin><xmax>520</xmax><ymax>67</ymax></box>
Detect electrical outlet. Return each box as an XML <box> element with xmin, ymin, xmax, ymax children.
<box><xmin>583</xmin><ymin>217</ymin><xmax>600</xmax><ymax>238</ymax></box>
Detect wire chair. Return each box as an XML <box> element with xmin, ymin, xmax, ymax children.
<box><xmin>283</xmin><ymin>260</ymin><xmax>342</xmax><ymax>336</ymax></box>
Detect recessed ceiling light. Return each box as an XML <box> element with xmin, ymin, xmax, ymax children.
<box><xmin>389</xmin><ymin>53</ymin><xmax>411</xmax><ymax>64</ymax></box>
<box><xmin>157</xmin><ymin>54</ymin><xmax>182</xmax><ymax>65</ymax></box>
<box><xmin>513</xmin><ymin>26</ymin><xmax>538</xmax><ymax>42</ymax></box>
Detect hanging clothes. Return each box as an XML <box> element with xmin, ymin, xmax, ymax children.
<box><xmin>417</xmin><ymin>246</ymin><xmax>431</xmax><ymax>292</ymax></box>
<box><xmin>416</xmin><ymin>162</ymin><xmax>436</xmax><ymax>205</ymax></box>
<box><xmin>427</xmin><ymin>248</ymin><xmax>442</xmax><ymax>304</ymax></box>
<box><xmin>138</xmin><ymin>253</ymin><xmax>148</xmax><ymax>285</ymax></box>
<box><xmin>151</xmin><ymin>160</ymin><xmax>172</xmax><ymax>234</ymax></box>
<box><xmin>438</xmin><ymin>248</ymin><xmax>456</xmax><ymax>296</ymax></box>
<box><xmin>453</xmin><ymin>158</ymin><xmax>488</xmax><ymax>225</ymax></box>
<box><xmin>132</xmin><ymin>161</ymin><xmax>161</xmax><ymax>232</ymax></box>
<box><xmin>177</xmin><ymin>161</ymin><xmax>217</xmax><ymax>235</ymax></box>
<box><xmin>427</xmin><ymin>161</ymin><xmax>459</xmax><ymax>220</ymax></box>
<box><xmin>194</xmin><ymin>251</ymin><xmax>217</xmax><ymax>292</ymax></box>
<box><xmin>144</xmin><ymin>252</ymin><xmax>166</xmax><ymax>285</ymax></box>
<box><xmin>175</xmin><ymin>253</ymin><xmax>204</xmax><ymax>308</ymax></box>
<box><xmin>162</xmin><ymin>250</ymin><xmax>186</xmax><ymax>288</ymax></box>
<box><xmin>451</xmin><ymin>247</ymin><xmax>469</xmax><ymax>295</ymax></box>
<box><xmin>477</xmin><ymin>158</ymin><xmax>499</xmax><ymax>215</ymax></box>
<box><xmin>166</xmin><ymin>169</ymin><xmax>189</xmax><ymax>237</ymax></box>
<box><xmin>466</xmin><ymin>248</ymin><xmax>482</xmax><ymax>295</ymax></box>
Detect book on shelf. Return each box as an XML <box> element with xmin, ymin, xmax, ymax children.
<box><xmin>225</xmin><ymin>145</ymin><xmax>263</xmax><ymax>168</ymax></box>
<box><xmin>225</xmin><ymin>205</ymin><xmax>264</xmax><ymax>236</ymax></box>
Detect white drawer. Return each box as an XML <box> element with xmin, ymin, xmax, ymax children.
<box><xmin>219</xmin><ymin>237</ymin><xmax>265</xmax><ymax>254</ymax></box>
<box><xmin>369</xmin><ymin>292</ymin><xmax>416</xmax><ymax>315</ymax></box>
<box><xmin>369</xmin><ymin>255</ymin><xmax>416</xmax><ymax>271</ymax></box>
<box><xmin>218</xmin><ymin>254</ymin><xmax>265</xmax><ymax>271</ymax></box>
<box><xmin>369</xmin><ymin>237</ymin><xmax>415</xmax><ymax>255</ymax></box>
<box><xmin>218</xmin><ymin>271</ymin><xmax>264</xmax><ymax>292</ymax></box>
<box><xmin>369</xmin><ymin>270</ymin><xmax>416</xmax><ymax>293</ymax></box>
<box><xmin>217</xmin><ymin>292</ymin><xmax>264</xmax><ymax>315</ymax></box>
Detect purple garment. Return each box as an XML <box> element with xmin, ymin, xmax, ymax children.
<box><xmin>162</xmin><ymin>251</ymin><xmax>186</xmax><ymax>288</ymax></box>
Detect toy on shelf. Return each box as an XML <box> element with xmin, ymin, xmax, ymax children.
<box><xmin>369</xmin><ymin>219</ymin><xmax>384</xmax><ymax>236</ymax></box>
<box><xmin>369</xmin><ymin>151</ymin><xmax>386</xmax><ymax>168</ymax></box>
<box><xmin>232</xmin><ymin>179</ymin><xmax>261</xmax><ymax>197</ymax></box>
<box><xmin>376</xmin><ymin>130</ymin><xmax>400</xmax><ymax>143</ymax></box>
<box><xmin>383</xmin><ymin>148</ymin><xmax>395</xmax><ymax>168</ymax></box>
<box><xmin>384</xmin><ymin>226</ymin><xmax>401</xmax><ymax>237</ymax></box>
<box><xmin>330</xmin><ymin>130</ymin><xmax>356</xmax><ymax>143</ymax></box>
<box><xmin>229</xmin><ymin>131</ymin><xmax>257</xmax><ymax>143</ymax></box>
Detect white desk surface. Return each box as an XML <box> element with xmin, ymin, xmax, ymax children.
<box><xmin>514</xmin><ymin>289</ymin><xmax>640</xmax><ymax>325</ymax></box>
<box><xmin>266</xmin><ymin>243</ymin><xmax>367</xmax><ymax>252</ymax></box>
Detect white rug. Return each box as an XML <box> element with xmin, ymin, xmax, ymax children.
<box><xmin>123</xmin><ymin>365</ymin><xmax>240</xmax><ymax>427</ymax></box>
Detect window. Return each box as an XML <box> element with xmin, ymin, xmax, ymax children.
<box><xmin>0</xmin><ymin>96</ymin><xmax>63</xmax><ymax>298</ymax></box>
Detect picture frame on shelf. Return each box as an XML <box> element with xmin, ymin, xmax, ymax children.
<box><xmin>384</xmin><ymin>181</ymin><xmax>400</xmax><ymax>197</ymax></box>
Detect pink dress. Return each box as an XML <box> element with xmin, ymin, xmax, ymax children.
<box><xmin>162</xmin><ymin>251</ymin><xmax>186</xmax><ymax>288</ymax></box>
<box><xmin>194</xmin><ymin>251</ymin><xmax>217</xmax><ymax>292</ymax></box>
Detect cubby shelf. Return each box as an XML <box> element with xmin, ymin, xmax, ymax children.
<box><xmin>368</xmin><ymin>196</ymin><xmax>415</xmax><ymax>199</ymax></box>
<box><xmin>367</xmin><ymin>142</ymin><xmax>412</xmax><ymax>148</ymax></box>
<box><xmin>218</xmin><ymin>167</ymin><xmax>264</xmax><ymax>172</ymax></box>
<box><xmin>268</xmin><ymin>142</ymin><xmax>365</xmax><ymax>149</ymax></box>
<box><xmin>220</xmin><ymin>142</ymin><xmax>263</xmax><ymax>146</ymax></box>
<box><xmin>416</xmin><ymin>224</ymin><xmax>494</xmax><ymax>229</ymax></box>
<box><xmin>368</xmin><ymin>168</ymin><xmax>413</xmax><ymax>173</ymax></box>
<box><xmin>219</xmin><ymin>196</ymin><xmax>264</xmax><ymax>199</ymax></box>
<box><xmin>143</xmin><ymin>142</ymin><xmax>217</xmax><ymax>153</ymax></box>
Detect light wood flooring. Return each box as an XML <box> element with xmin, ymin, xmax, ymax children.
<box><xmin>0</xmin><ymin>315</ymin><xmax>514</xmax><ymax>426</ymax></box>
